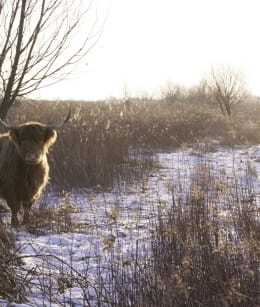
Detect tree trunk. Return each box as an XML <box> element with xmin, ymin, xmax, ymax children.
<box><xmin>0</xmin><ymin>94</ymin><xmax>13</xmax><ymax>119</ymax></box>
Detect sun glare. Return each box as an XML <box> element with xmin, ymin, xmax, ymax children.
<box><xmin>35</xmin><ymin>0</ymin><xmax>260</xmax><ymax>100</ymax></box>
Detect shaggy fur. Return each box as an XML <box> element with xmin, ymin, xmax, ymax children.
<box><xmin>0</xmin><ymin>122</ymin><xmax>57</xmax><ymax>226</ymax></box>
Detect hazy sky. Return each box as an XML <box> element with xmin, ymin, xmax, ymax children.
<box><xmin>35</xmin><ymin>0</ymin><xmax>260</xmax><ymax>100</ymax></box>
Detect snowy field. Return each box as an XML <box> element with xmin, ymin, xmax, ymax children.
<box><xmin>1</xmin><ymin>144</ymin><xmax>260</xmax><ymax>306</ymax></box>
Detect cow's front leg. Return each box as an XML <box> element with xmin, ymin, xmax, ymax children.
<box><xmin>8</xmin><ymin>201</ymin><xmax>21</xmax><ymax>226</ymax></box>
<box><xmin>23</xmin><ymin>202</ymin><xmax>33</xmax><ymax>225</ymax></box>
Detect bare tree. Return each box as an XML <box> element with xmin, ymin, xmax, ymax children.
<box><xmin>0</xmin><ymin>0</ymin><xmax>106</xmax><ymax>118</ymax></box>
<box><xmin>206</xmin><ymin>65</ymin><xmax>247</xmax><ymax>117</ymax></box>
<box><xmin>186</xmin><ymin>80</ymin><xmax>210</xmax><ymax>105</ymax></box>
<box><xmin>161</xmin><ymin>81</ymin><xmax>187</xmax><ymax>104</ymax></box>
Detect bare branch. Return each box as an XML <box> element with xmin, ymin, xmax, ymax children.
<box><xmin>0</xmin><ymin>0</ymin><xmax>108</xmax><ymax>118</ymax></box>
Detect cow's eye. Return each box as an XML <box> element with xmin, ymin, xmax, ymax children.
<box><xmin>20</xmin><ymin>140</ymin><xmax>27</xmax><ymax>146</ymax></box>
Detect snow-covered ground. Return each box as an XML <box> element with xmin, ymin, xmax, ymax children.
<box><xmin>1</xmin><ymin>145</ymin><xmax>260</xmax><ymax>306</ymax></box>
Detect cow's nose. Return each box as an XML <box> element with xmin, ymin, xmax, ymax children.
<box><xmin>25</xmin><ymin>152</ymin><xmax>41</xmax><ymax>162</ymax></box>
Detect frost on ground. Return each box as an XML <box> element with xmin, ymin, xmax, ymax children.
<box><xmin>1</xmin><ymin>145</ymin><xmax>260</xmax><ymax>306</ymax></box>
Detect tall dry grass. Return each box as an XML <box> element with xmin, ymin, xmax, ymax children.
<box><xmin>0</xmin><ymin>217</ymin><xmax>24</xmax><ymax>302</ymax></box>
<box><xmin>105</xmin><ymin>157</ymin><xmax>260</xmax><ymax>306</ymax></box>
<box><xmin>4</xmin><ymin>97</ymin><xmax>260</xmax><ymax>190</ymax></box>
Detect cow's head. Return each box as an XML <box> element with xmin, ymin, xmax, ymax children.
<box><xmin>9</xmin><ymin>123</ymin><xmax>57</xmax><ymax>164</ymax></box>
<box><xmin>0</xmin><ymin>111</ymin><xmax>70</xmax><ymax>165</ymax></box>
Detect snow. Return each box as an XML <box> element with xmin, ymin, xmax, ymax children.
<box><xmin>1</xmin><ymin>145</ymin><xmax>260</xmax><ymax>306</ymax></box>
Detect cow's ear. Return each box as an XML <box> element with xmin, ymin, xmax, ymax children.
<box><xmin>44</xmin><ymin>127</ymin><xmax>57</xmax><ymax>148</ymax></box>
<box><xmin>9</xmin><ymin>128</ymin><xmax>20</xmax><ymax>145</ymax></box>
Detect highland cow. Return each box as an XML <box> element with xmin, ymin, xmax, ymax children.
<box><xmin>0</xmin><ymin>112</ymin><xmax>70</xmax><ymax>226</ymax></box>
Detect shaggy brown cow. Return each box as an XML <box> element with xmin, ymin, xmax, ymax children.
<box><xmin>0</xmin><ymin>112</ymin><xmax>70</xmax><ymax>226</ymax></box>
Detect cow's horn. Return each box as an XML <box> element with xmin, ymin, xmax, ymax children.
<box><xmin>0</xmin><ymin>118</ymin><xmax>17</xmax><ymax>130</ymax></box>
<box><xmin>47</xmin><ymin>109</ymin><xmax>71</xmax><ymax>129</ymax></box>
